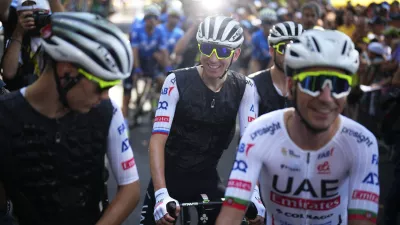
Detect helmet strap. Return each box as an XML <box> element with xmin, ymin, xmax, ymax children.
<box><xmin>292</xmin><ymin>83</ymin><xmax>329</xmax><ymax>134</ymax></box>
<box><xmin>219</xmin><ymin>55</ymin><xmax>234</xmax><ymax>79</ymax></box>
<box><xmin>53</xmin><ymin>64</ymin><xmax>84</xmax><ymax>108</ymax></box>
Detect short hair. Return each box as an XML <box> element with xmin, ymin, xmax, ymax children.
<box><xmin>301</xmin><ymin>2</ymin><xmax>321</xmax><ymax>18</ymax></box>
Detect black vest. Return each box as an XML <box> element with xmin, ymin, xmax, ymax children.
<box><xmin>165</xmin><ymin>67</ymin><xmax>246</xmax><ymax>173</ymax></box>
<box><xmin>0</xmin><ymin>91</ymin><xmax>113</xmax><ymax>225</ymax></box>
<box><xmin>250</xmin><ymin>69</ymin><xmax>292</xmax><ymax>116</ymax></box>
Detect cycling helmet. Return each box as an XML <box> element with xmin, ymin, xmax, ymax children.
<box><xmin>143</xmin><ymin>4</ymin><xmax>161</xmax><ymax>17</ymax></box>
<box><xmin>167</xmin><ymin>7</ymin><xmax>183</xmax><ymax>17</ymax></box>
<box><xmin>41</xmin><ymin>12</ymin><xmax>133</xmax><ymax>81</ymax></box>
<box><xmin>268</xmin><ymin>22</ymin><xmax>304</xmax><ymax>45</ymax></box>
<box><xmin>196</xmin><ymin>16</ymin><xmax>244</xmax><ymax>49</ymax></box>
<box><xmin>259</xmin><ymin>8</ymin><xmax>278</xmax><ymax>22</ymax></box>
<box><xmin>284</xmin><ymin>29</ymin><xmax>359</xmax><ymax>77</ymax></box>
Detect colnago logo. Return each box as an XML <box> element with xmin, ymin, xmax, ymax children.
<box><xmin>250</xmin><ymin>122</ymin><xmax>281</xmax><ymax>140</ymax></box>
<box><xmin>276</xmin><ymin>209</ymin><xmax>333</xmax><ymax>220</ymax></box>
<box><xmin>154</xmin><ymin>116</ymin><xmax>170</xmax><ymax>122</ymax></box>
<box><xmin>341</xmin><ymin>127</ymin><xmax>373</xmax><ymax>147</ymax></box>
<box><xmin>227</xmin><ymin>179</ymin><xmax>252</xmax><ymax>191</ymax></box>
<box><xmin>270</xmin><ymin>192</ymin><xmax>340</xmax><ymax>211</ymax></box>
<box><xmin>352</xmin><ymin>190</ymin><xmax>379</xmax><ymax>203</ymax></box>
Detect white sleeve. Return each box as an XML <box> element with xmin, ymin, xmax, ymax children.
<box><xmin>223</xmin><ymin>120</ymin><xmax>263</xmax><ymax>211</ymax></box>
<box><xmin>106</xmin><ymin>100</ymin><xmax>139</xmax><ymax>186</ymax></box>
<box><xmin>238</xmin><ymin>77</ymin><xmax>258</xmax><ymax>136</ymax></box>
<box><xmin>152</xmin><ymin>73</ymin><xmax>180</xmax><ymax>135</ymax></box>
<box><xmin>347</xmin><ymin>131</ymin><xmax>379</xmax><ymax>223</ymax></box>
<box><xmin>254</xmin><ymin>84</ymin><xmax>260</xmax><ymax>117</ymax></box>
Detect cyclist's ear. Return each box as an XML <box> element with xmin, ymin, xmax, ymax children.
<box><xmin>232</xmin><ymin>48</ymin><xmax>242</xmax><ymax>62</ymax></box>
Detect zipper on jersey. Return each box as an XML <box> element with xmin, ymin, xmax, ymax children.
<box><xmin>304</xmin><ymin>152</ymin><xmax>311</xmax><ymax>224</ymax></box>
<box><xmin>306</xmin><ymin>152</ymin><xmax>310</xmax><ymax>164</ymax></box>
<box><xmin>211</xmin><ymin>98</ymin><xmax>215</xmax><ymax>108</ymax></box>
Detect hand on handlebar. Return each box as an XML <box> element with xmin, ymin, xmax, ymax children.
<box><xmin>154</xmin><ymin>188</ymin><xmax>180</xmax><ymax>225</ymax></box>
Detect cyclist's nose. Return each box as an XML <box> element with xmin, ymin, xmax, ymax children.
<box><xmin>209</xmin><ymin>52</ymin><xmax>219</xmax><ymax>62</ymax></box>
<box><xmin>318</xmin><ymin>86</ymin><xmax>334</xmax><ymax>102</ymax></box>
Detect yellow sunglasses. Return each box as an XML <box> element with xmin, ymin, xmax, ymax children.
<box><xmin>78</xmin><ymin>68</ymin><xmax>121</xmax><ymax>91</ymax></box>
<box><xmin>293</xmin><ymin>70</ymin><xmax>354</xmax><ymax>99</ymax></box>
<box><xmin>198</xmin><ymin>43</ymin><xmax>235</xmax><ymax>59</ymax></box>
<box><xmin>272</xmin><ymin>42</ymin><xmax>288</xmax><ymax>55</ymax></box>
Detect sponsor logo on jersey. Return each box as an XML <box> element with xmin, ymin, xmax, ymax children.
<box><xmin>233</xmin><ymin>160</ymin><xmax>248</xmax><ymax>173</ymax></box>
<box><xmin>250</xmin><ymin>122</ymin><xmax>281</xmax><ymax>140</ymax></box>
<box><xmin>238</xmin><ymin>143</ymin><xmax>255</xmax><ymax>156</ymax></box>
<box><xmin>121</xmin><ymin>138</ymin><xmax>130</xmax><ymax>152</ymax></box>
<box><xmin>154</xmin><ymin>116</ymin><xmax>170</xmax><ymax>122</ymax></box>
<box><xmin>281</xmin><ymin>148</ymin><xmax>300</xmax><ymax>158</ymax></box>
<box><xmin>121</xmin><ymin>157</ymin><xmax>135</xmax><ymax>170</ymax></box>
<box><xmin>317</xmin><ymin>148</ymin><xmax>334</xmax><ymax>160</ymax></box>
<box><xmin>276</xmin><ymin>209</ymin><xmax>333</xmax><ymax>220</ymax></box>
<box><xmin>352</xmin><ymin>190</ymin><xmax>379</xmax><ymax>203</ymax></box>
<box><xmin>246</xmin><ymin>79</ymin><xmax>254</xmax><ymax>87</ymax></box>
<box><xmin>171</xmin><ymin>77</ymin><xmax>176</xmax><ymax>84</ymax></box>
<box><xmin>272</xmin><ymin>175</ymin><xmax>339</xmax><ymax>199</ymax></box>
<box><xmin>250</xmin><ymin>104</ymin><xmax>254</xmax><ymax>112</ymax></box>
<box><xmin>270</xmin><ymin>192</ymin><xmax>340</xmax><ymax>210</ymax></box>
<box><xmin>227</xmin><ymin>179</ymin><xmax>252</xmax><ymax>191</ymax></box>
<box><xmin>372</xmin><ymin>154</ymin><xmax>378</xmax><ymax>165</ymax></box>
<box><xmin>162</xmin><ymin>86</ymin><xmax>174</xmax><ymax>95</ymax></box>
<box><xmin>113</xmin><ymin>107</ymin><xmax>118</xmax><ymax>115</ymax></box>
<box><xmin>117</xmin><ymin>123</ymin><xmax>127</xmax><ymax>135</ymax></box>
<box><xmin>317</xmin><ymin>161</ymin><xmax>330</xmax><ymax>174</ymax></box>
<box><xmin>274</xmin><ymin>220</ymin><xmax>332</xmax><ymax>225</ymax></box>
<box><xmin>362</xmin><ymin>172</ymin><xmax>379</xmax><ymax>185</ymax></box>
<box><xmin>341</xmin><ymin>127</ymin><xmax>373</xmax><ymax>147</ymax></box>
<box><xmin>248</xmin><ymin>117</ymin><xmax>255</xmax><ymax>122</ymax></box>
<box><xmin>280</xmin><ymin>164</ymin><xmax>300</xmax><ymax>172</ymax></box>
<box><xmin>158</xmin><ymin>101</ymin><xmax>168</xmax><ymax>110</ymax></box>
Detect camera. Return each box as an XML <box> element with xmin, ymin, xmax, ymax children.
<box><xmin>28</xmin><ymin>11</ymin><xmax>51</xmax><ymax>36</ymax></box>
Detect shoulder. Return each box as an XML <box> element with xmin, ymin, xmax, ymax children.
<box><xmin>244</xmin><ymin>109</ymin><xmax>285</xmax><ymax>140</ymax></box>
<box><xmin>89</xmin><ymin>99</ymin><xmax>114</xmax><ymax>121</ymax></box>
<box><xmin>175</xmin><ymin>27</ymin><xmax>184</xmax><ymax>35</ymax></box>
<box><xmin>248</xmin><ymin>69</ymin><xmax>269</xmax><ymax>79</ymax></box>
<box><xmin>338</xmin><ymin>115</ymin><xmax>377</xmax><ymax>149</ymax></box>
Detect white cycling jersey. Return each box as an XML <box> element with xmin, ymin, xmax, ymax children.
<box><xmin>20</xmin><ymin>88</ymin><xmax>139</xmax><ymax>186</ymax></box>
<box><xmin>224</xmin><ymin>108</ymin><xmax>379</xmax><ymax>225</ymax></box>
<box><xmin>152</xmin><ymin>73</ymin><xmax>257</xmax><ymax>136</ymax></box>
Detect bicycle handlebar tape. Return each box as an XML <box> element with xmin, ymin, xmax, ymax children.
<box><xmin>166</xmin><ymin>201</ymin><xmax>177</xmax><ymax>219</ymax></box>
<box><xmin>246</xmin><ymin>202</ymin><xmax>258</xmax><ymax>220</ymax></box>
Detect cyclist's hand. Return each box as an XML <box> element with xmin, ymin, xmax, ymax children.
<box><xmin>154</xmin><ymin>188</ymin><xmax>180</xmax><ymax>225</ymax></box>
<box><xmin>248</xmin><ymin>215</ymin><xmax>265</xmax><ymax>225</ymax></box>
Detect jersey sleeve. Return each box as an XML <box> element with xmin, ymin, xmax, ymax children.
<box><xmin>223</xmin><ymin>121</ymin><xmax>263</xmax><ymax>211</ymax></box>
<box><xmin>106</xmin><ymin>100</ymin><xmax>139</xmax><ymax>185</ymax></box>
<box><xmin>238</xmin><ymin>77</ymin><xmax>257</xmax><ymax>136</ymax></box>
<box><xmin>130</xmin><ymin>27</ymin><xmax>140</xmax><ymax>48</ymax></box>
<box><xmin>347</xmin><ymin>132</ymin><xmax>379</xmax><ymax>223</ymax></box>
<box><xmin>152</xmin><ymin>73</ymin><xmax>180</xmax><ymax>135</ymax></box>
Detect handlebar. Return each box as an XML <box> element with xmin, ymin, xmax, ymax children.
<box><xmin>166</xmin><ymin>198</ymin><xmax>258</xmax><ymax>220</ymax></box>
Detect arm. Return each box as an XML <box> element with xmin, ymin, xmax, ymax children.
<box><xmin>347</xmin><ymin>132</ymin><xmax>379</xmax><ymax>225</ymax></box>
<box><xmin>48</xmin><ymin>0</ymin><xmax>65</xmax><ymax>12</ymax></box>
<box><xmin>130</xmin><ymin>28</ymin><xmax>141</xmax><ymax>69</ymax></box>
<box><xmin>0</xmin><ymin>0</ymin><xmax>12</xmax><ymax>21</ymax></box>
<box><xmin>96</xmin><ymin>101</ymin><xmax>140</xmax><ymax>225</ymax></box>
<box><xmin>173</xmin><ymin>22</ymin><xmax>197</xmax><ymax>56</ymax></box>
<box><xmin>216</xmin><ymin>122</ymin><xmax>264</xmax><ymax>225</ymax></box>
<box><xmin>149</xmin><ymin>73</ymin><xmax>179</xmax><ymax>191</ymax></box>
<box><xmin>238</xmin><ymin>77</ymin><xmax>258</xmax><ymax>137</ymax></box>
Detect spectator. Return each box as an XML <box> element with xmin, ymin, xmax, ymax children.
<box><xmin>337</xmin><ymin>8</ymin><xmax>356</xmax><ymax>38</ymax></box>
<box><xmin>369</xmin><ymin>16</ymin><xmax>388</xmax><ymax>37</ymax></box>
<box><xmin>300</xmin><ymin>1</ymin><xmax>321</xmax><ymax>30</ymax></box>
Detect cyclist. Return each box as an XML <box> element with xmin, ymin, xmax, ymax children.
<box><xmin>122</xmin><ymin>4</ymin><xmax>171</xmax><ymax>126</ymax></box>
<box><xmin>0</xmin><ymin>12</ymin><xmax>140</xmax><ymax>225</ymax></box>
<box><xmin>140</xmin><ymin>15</ymin><xmax>264</xmax><ymax>225</ymax></box>
<box><xmin>249</xmin><ymin>21</ymin><xmax>304</xmax><ymax>116</ymax></box>
<box><xmin>249</xmin><ymin>8</ymin><xmax>278</xmax><ymax>74</ymax></box>
<box><xmin>300</xmin><ymin>2</ymin><xmax>321</xmax><ymax>30</ymax></box>
<box><xmin>216</xmin><ymin>30</ymin><xmax>380</xmax><ymax>225</ymax></box>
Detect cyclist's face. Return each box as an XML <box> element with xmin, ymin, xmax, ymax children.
<box><xmin>271</xmin><ymin>41</ymin><xmax>290</xmax><ymax>69</ymax></box>
<box><xmin>290</xmin><ymin>67</ymin><xmax>347</xmax><ymax>131</ymax></box>
<box><xmin>64</xmin><ymin>68</ymin><xmax>110</xmax><ymax>113</ymax></box>
<box><xmin>200</xmin><ymin>47</ymin><xmax>241</xmax><ymax>79</ymax></box>
<box><xmin>144</xmin><ymin>15</ymin><xmax>158</xmax><ymax>28</ymax></box>
<box><xmin>301</xmin><ymin>8</ymin><xmax>318</xmax><ymax>30</ymax></box>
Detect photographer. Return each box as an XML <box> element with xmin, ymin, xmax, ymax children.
<box><xmin>0</xmin><ymin>0</ymin><xmax>63</xmax><ymax>91</ymax></box>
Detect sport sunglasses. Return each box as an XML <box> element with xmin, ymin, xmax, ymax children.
<box><xmin>292</xmin><ymin>71</ymin><xmax>354</xmax><ymax>99</ymax></box>
<box><xmin>78</xmin><ymin>68</ymin><xmax>121</xmax><ymax>93</ymax></box>
<box><xmin>198</xmin><ymin>43</ymin><xmax>235</xmax><ymax>59</ymax></box>
<box><xmin>272</xmin><ymin>42</ymin><xmax>289</xmax><ymax>55</ymax></box>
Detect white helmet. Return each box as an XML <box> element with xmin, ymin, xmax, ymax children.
<box><xmin>167</xmin><ymin>7</ymin><xmax>183</xmax><ymax>17</ymax></box>
<box><xmin>143</xmin><ymin>4</ymin><xmax>161</xmax><ymax>17</ymax></box>
<box><xmin>196</xmin><ymin>16</ymin><xmax>244</xmax><ymax>49</ymax></box>
<box><xmin>284</xmin><ymin>30</ymin><xmax>359</xmax><ymax>77</ymax></box>
<box><xmin>41</xmin><ymin>12</ymin><xmax>133</xmax><ymax>81</ymax></box>
<box><xmin>268</xmin><ymin>21</ymin><xmax>304</xmax><ymax>45</ymax></box>
<box><xmin>259</xmin><ymin>8</ymin><xmax>278</xmax><ymax>22</ymax></box>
